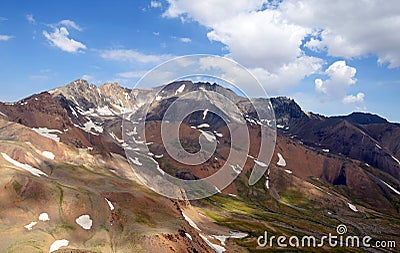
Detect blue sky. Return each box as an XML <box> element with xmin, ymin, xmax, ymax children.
<box><xmin>0</xmin><ymin>0</ymin><xmax>399</xmax><ymax>122</ymax></box>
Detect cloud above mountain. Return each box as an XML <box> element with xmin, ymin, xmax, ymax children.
<box><xmin>162</xmin><ymin>0</ymin><xmax>400</xmax><ymax>96</ymax></box>
<box><xmin>42</xmin><ymin>20</ymin><xmax>86</xmax><ymax>53</ymax></box>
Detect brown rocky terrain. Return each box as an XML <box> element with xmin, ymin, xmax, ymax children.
<box><xmin>0</xmin><ymin>79</ymin><xmax>399</xmax><ymax>252</ymax></box>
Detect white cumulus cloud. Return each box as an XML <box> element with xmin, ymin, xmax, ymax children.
<box><xmin>180</xmin><ymin>37</ymin><xmax>191</xmax><ymax>43</ymax></box>
<box><xmin>43</xmin><ymin>27</ymin><xmax>86</xmax><ymax>53</ymax></box>
<box><xmin>342</xmin><ymin>92</ymin><xmax>365</xmax><ymax>104</ymax></box>
<box><xmin>281</xmin><ymin>0</ymin><xmax>400</xmax><ymax>68</ymax></box>
<box><xmin>315</xmin><ymin>60</ymin><xmax>358</xmax><ymax>100</ymax></box>
<box><xmin>163</xmin><ymin>0</ymin><xmax>266</xmax><ymax>25</ymax></box>
<box><xmin>0</xmin><ymin>35</ymin><xmax>14</xmax><ymax>41</ymax></box>
<box><xmin>162</xmin><ymin>0</ymin><xmax>323</xmax><ymax>93</ymax></box>
<box><xmin>162</xmin><ymin>0</ymin><xmax>400</xmax><ymax>95</ymax></box>
<box><xmin>250</xmin><ymin>55</ymin><xmax>323</xmax><ymax>93</ymax></box>
<box><xmin>43</xmin><ymin>19</ymin><xmax>85</xmax><ymax>53</ymax></box>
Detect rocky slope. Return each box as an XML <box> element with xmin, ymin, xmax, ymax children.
<box><xmin>0</xmin><ymin>79</ymin><xmax>399</xmax><ymax>252</ymax></box>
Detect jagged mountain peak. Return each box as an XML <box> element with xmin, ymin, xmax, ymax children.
<box><xmin>270</xmin><ymin>96</ymin><xmax>309</xmax><ymax>127</ymax></box>
<box><xmin>66</xmin><ymin>78</ymin><xmax>91</xmax><ymax>89</ymax></box>
<box><xmin>100</xmin><ymin>81</ymin><xmax>123</xmax><ymax>90</ymax></box>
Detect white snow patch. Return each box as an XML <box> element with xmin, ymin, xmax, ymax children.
<box><xmin>76</xmin><ymin>120</ymin><xmax>103</xmax><ymax>135</ymax></box>
<box><xmin>214</xmin><ymin>131</ymin><xmax>223</xmax><ymax>137</ymax></box>
<box><xmin>185</xmin><ymin>233</ymin><xmax>193</xmax><ymax>240</ymax></box>
<box><xmin>182</xmin><ymin>212</ymin><xmax>201</xmax><ymax>231</ymax></box>
<box><xmin>131</xmin><ymin>136</ymin><xmax>145</xmax><ymax>144</ymax></box>
<box><xmin>391</xmin><ymin>155</ymin><xmax>400</xmax><ymax>165</ymax></box>
<box><xmin>211</xmin><ymin>235</ymin><xmax>228</xmax><ymax>246</ymax></box>
<box><xmin>75</xmin><ymin>214</ymin><xmax>93</xmax><ymax>230</ymax></box>
<box><xmin>197</xmin><ymin>123</ymin><xmax>210</xmax><ymax>128</ymax></box>
<box><xmin>70</xmin><ymin>96</ymin><xmax>78</xmax><ymax>105</ymax></box>
<box><xmin>39</xmin><ymin>212</ymin><xmax>50</xmax><ymax>221</ymax></box>
<box><xmin>265</xmin><ymin>179</ymin><xmax>270</xmax><ymax>189</ymax></box>
<box><xmin>2</xmin><ymin>153</ymin><xmax>48</xmax><ymax>177</ymax></box>
<box><xmin>230</xmin><ymin>164</ymin><xmax>242</xmax><ymax>174</ymax></box>
<box><xmin>126</xmin><ymin>127</ymin><xmax>138</xmax><ymax>136</ymax></box>
<box><xmin>96</xmin><ymin>105</ymin><xmax>114</xmax><ymax>116</ymax></box>
<box><xmin>130</xmin><ymin>157</ymin><xmax>142</xmax><ymax>166</ymax></box>
<box><xmin>42</xmin><ymin>151</ymin><xmax>55</xmax><ymax>160</ymax></box>
<box><xmin>203</xmin><ymin>109</ymin><xmax>209</xmax><ymax>120</ymax></box>
<box><xmin>78</xmin><ymin>107</ymin><xmax>96</xmax><ymax>116</ymax></box>
<box><xmin>199</xmin><ymin>234</ymin><xmax>226</xmax><ymax>253</ymax></box>
<box><xmin>376</xmin><ymin>144</ymin><xmax>382</xmax><ymax>149</ymax></box>
<box><xmin>110</xmin><ymin>132</ymin><xmax>124</xmax><ymax>144</ymax></box>
<box><xmin>284</xmin><ymin>169</ymin><xmax>293</xmax><ymax>174</ymax></box>
<box><xmin>264</xmin><ymin>119</ymin><xmax>272</xmax><ymax>127</ymax></box>
<box><xmin>154</xmin><ymin>154</ymin><xmax>164</xmax><ymax>159</ymax></box>
<box><xmin>175</xmin><ymin>84</ymin><xmax>185</xmax><ymax>94</ymax></box>
<box><xmin>199</xmin><ymin>130</ymin><xmax>216</xmax><ymax>142</ymax></box>
<box><xmin>126</xmin><ymin>147</ymin><xmax>140</xmax><ymax>151</ymax></box>
<box><xmin>254</xmin><ymin>160</ymin><xmax>268</xmax><ymax>167</ymax></box>
<box><xmin>124</xmin><ymin>92</ymin><xmax>129</xmax><ymax>100</ymax></box>
<box><xmin>32</xmin><ymin>128</ymin><xmax>61</xmax><ymax>142</ymax></box>
<box><xmin>156</xmin><ymin>164</ymin><xmax>165</xmax><ymax>175</ymax></box>
<box><xmin>156</xmin><ymin>95</ymin><xmax>163</xmax><ymax>101</ymax></box>
<box><xmin>322</xmin><ymin>149</ymin><xmax>330</xmax><ymax>153</ymax></box>
<box><xmin>380</xmin><ymin>180</ymin><xmax>400</xmax><ymax>195</ymax></box>
<box><xmin>228</xmin><ymin>194</ymin><xmax>237</xmax><ymax>197</ymax></box>
<box><xmin>277</xmin><ymin>153</ymin><xmax>286</xmax><ymax>167</ymax></box>
<box><xmin>147</xmin><ymin>156</ymin><xmax>165</xmax><ymax>175</ymax></box>
<box><xmin>347</xmin><ymin>203</ymin><xmax>358</xmax><ymax>212</ymax></box>
<box><xmin>69</xmin><ymin>105</ymin><xmax>78</xmax><ymax>117</ymax></box>
<box><xmin>113</xmin><ymin>104</ymin><xmax>133</xmax><ymax>114</ymax></box>
<box><xmin>24</xmin><ymin>221</ymin><xmax>37</xmax><ymax>230</ymax></box>
<box><xmin>277</xmin><ymin>124</ymin><xmax>285</xmax><ymax>129</ymax></box>
<box><xmin>246</xmin><ymin>118</ymin><xmax>257</xmax><ymax>125</ymax></box>
<box><xmin>84</xmin><ymin>120</ymin><xmax>103</xmax><ymax>134</ymax></box>
<box><xmin>105</xmin><ymin>198</ymin><xmax>115</xmax><ymax>211</ymax></box>
<box><xmin>211</xmin><ymin>232</ymin><xmax>248</xmax><ymax>246</ymax></box>
<box><xmin>49</xmin><ymin>239</ymin><xmax>69</xmax><ymax>253</ymax></box>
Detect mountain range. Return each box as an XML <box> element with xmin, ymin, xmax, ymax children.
<box><xmin>0</xmin><ymin>79</ymin><xmax>399</xmax><ymax>252</ymax></box>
